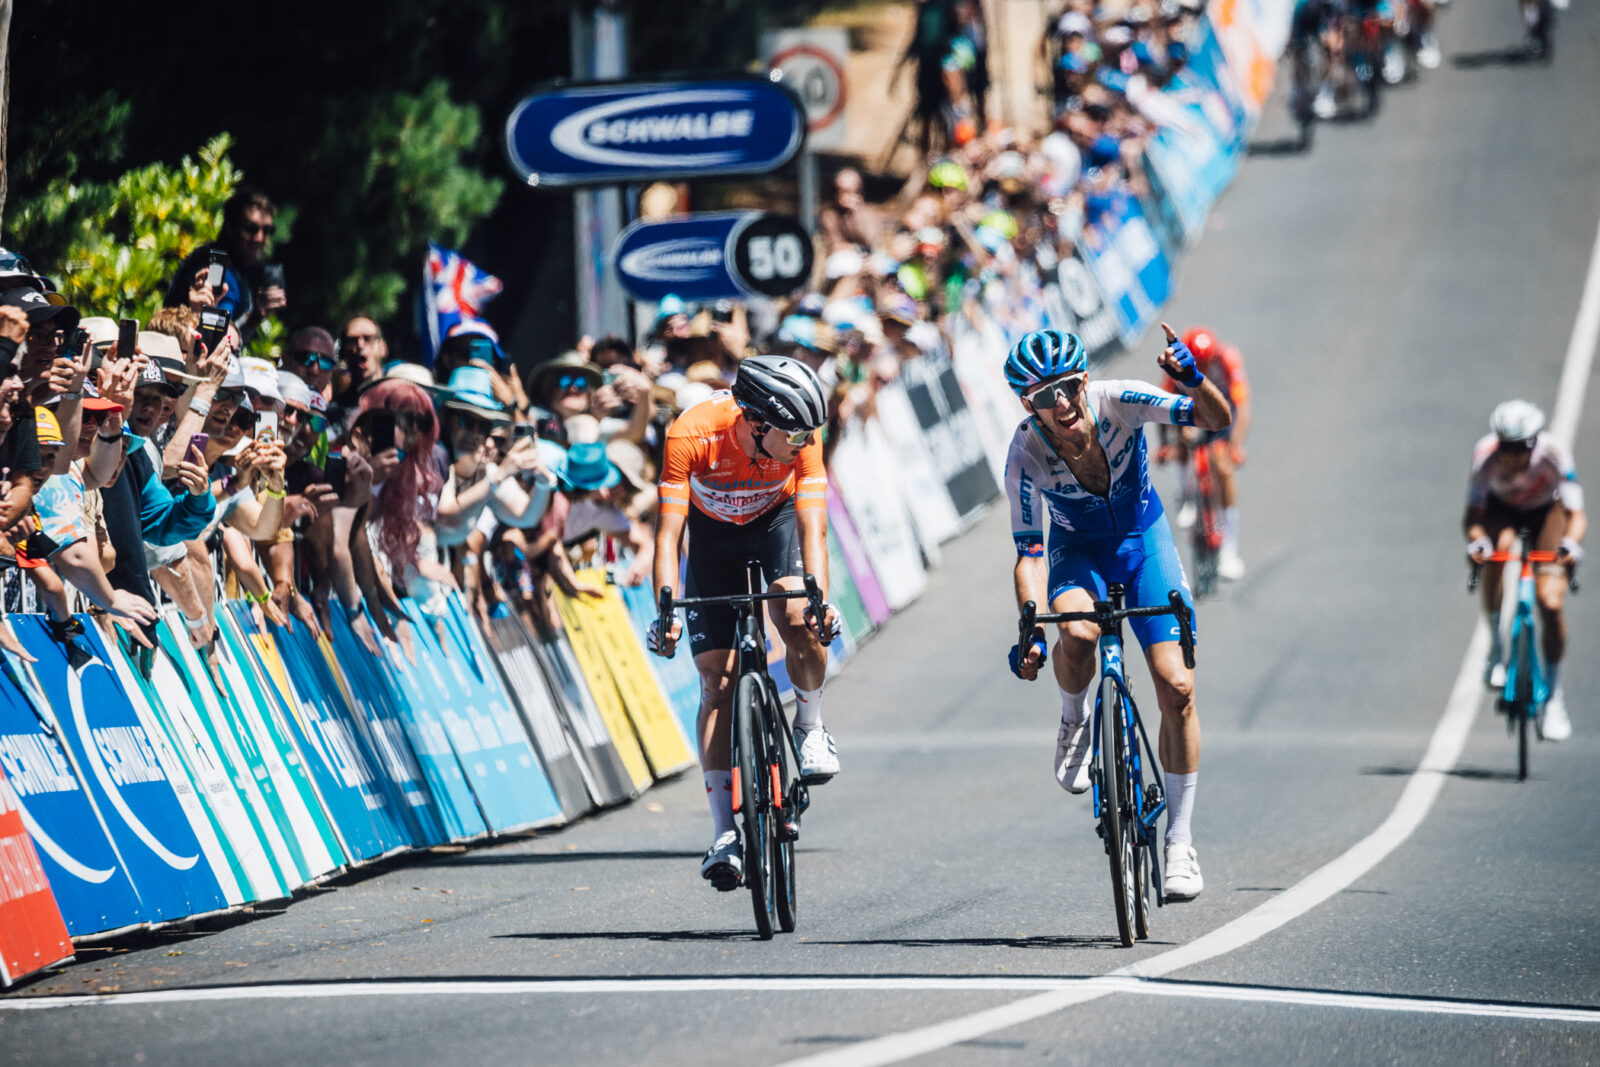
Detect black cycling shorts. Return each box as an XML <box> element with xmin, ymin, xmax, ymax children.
<box><xmin>684</xmin><ymin>498</ymin><xmax>804</xmax><ymax>656</ymax></box>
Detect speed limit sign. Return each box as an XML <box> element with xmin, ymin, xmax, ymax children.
<box><xmin>764</xmin><ymin>29</ymin><xmax>848</xmax><ymax>151</ymax></box>
<box><xmin>729</xmin><ymin>214</ymin><xmax>815</xmax><ymax>299</ymax></box>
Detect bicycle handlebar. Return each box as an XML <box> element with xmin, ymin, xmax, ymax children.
<box><xmin>1467</xmin><ymin>555</ymin><xmax>1580</xmax><ymax>593</ymax></box>
<box><xmin>658</xmin><ymin>573</ymin><xmax>830</xmax><ymax>647</ymax></box>
<box><xmin>1018</xmin><ymin>589</ymin><xmax>1196</xmax><ymax>671</ymax></box>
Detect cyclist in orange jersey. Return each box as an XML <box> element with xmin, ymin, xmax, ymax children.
<box><xmin>649</xmin><ymin>356</ymin><xmax>842</xmax><ymax>890</ymax></box>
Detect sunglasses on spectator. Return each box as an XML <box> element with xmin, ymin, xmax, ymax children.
<box><xmin>241</xmin><ymin>221</ymin><xmax>276</xmax><ymax>237</ymax></box>
<box><xmin>81</xmin><ymin>409</ymin><xmax>107</xmax><ymax>424</ymax></box>
<box><xmin>487</xmin><ymin>435</ymin><xmax>510</xmax><ymax>451</ymax></box>
<box><xmin>283</xmin><ymin>404</ymin><xmax>312</xmax><ymax>422</ymax></box>
<box><xmin>1025</xmin><ymin>375</ymin><xmax>1087</xmax><ymax>409</ymax></box>
<box><xmin>557</xmin><ymin>374</ymin><xmax>592</xmax><ymax>393</ymax></box>
<box><xmin>213</xmin><ymin>387</ymin><xmax>247</xmax><ymax>406</ymax></box>
<box><xmin>291</xmin><ymin>349</ymin><xmax>336</xmax><ymax>370</ymax></box>
<box><xmin>456</xmin><ymin>415</ymin><xmax>492</xmax><ymax>436</ymax></box>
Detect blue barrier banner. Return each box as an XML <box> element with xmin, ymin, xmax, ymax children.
<box><xmin>1081</xmin><ymin>194</ymin><xmax>1172</xmax><ymax>347</ymax></box>
<box><xmin>261</xmin><ymin>612</ymin><xmax>411</xmax><ymax>860</ymax></box>
<box><xmin>505</xmin><ymin>76</ymin><xmax>804</xmax><ymax>188</ymax></box>
<box><xmin>0</xmin><ymin>658</ymin><xmax>145</xmax><ymax>937</ymax></box>
<box><xmin>406</xmin><ymin>600</ymin><xmax>561</xmax><ymax>833</ymax></box>
<box><xmin>16</xmin><ymin>618</ymin><xmax>228</xmax><ymax>924</ymax></box>
<box><xmin>327</xmin><ymin>612</ymin><xmax>452</xmax><ymax>846</ymax></box>
<box><xmin>1144</xmin><ymin>18</ymin><xmax>1248</xmax><ymax>241</ymax></box>
<box><xmin>618</xmin><ymin>585</ymin><xmax>702</xmax><ymax>745</ymax></box>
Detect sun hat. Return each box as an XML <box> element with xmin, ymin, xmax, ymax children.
<box><xmin>441</xmin><ymin>365</ymin><xmax>509</xmax><ymax>423</ymax></box>
<box><xmin>606</xmin><ymin>438</ymin><xmax>651</xmax><ymax>492</ymax></box>
<box><xmin>382</xmin><ymin>360</ymin><xmax>437</xmax><ymax>391</ymax></box>
<box><xmin>277</xmin><ymin>371</ymin><xmax>315</xmax><ymax>412</ymax></box>
<box><xmin>528</xmin><ymin>351</ymin><xmax>602</xmax><ymax>396</ymax></box>
<box><xmin>562</xmin><ymin>440</ymin><xmax>621</xmax><ymax>492</ymax></box>
<box><xmin>240</xmin><ymin>355</ymin><xmax>283</xmax><ymax>407</ymax></box>
<box><xmin>445</xmin><ymin>318</ymin><xmax>508</xmax><ymax>368</ymax></box>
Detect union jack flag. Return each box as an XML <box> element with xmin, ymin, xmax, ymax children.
<box><xmin>418</xmin><ymin>242</ymin><xmax>503</xmax><ymax>366</ymax></box>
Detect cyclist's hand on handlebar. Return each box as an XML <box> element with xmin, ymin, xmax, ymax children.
<box><xmin>804</xmin><ymin>601</ymin><xmax>842</xmax><ymax>645</ymax></box>
<box><xmin>646</xmin><ymin>616</ymin><xmax>682</xmax><ymax>658</ymax></box>
<box><xmin>1009</xmin><ymin>627</ymin><xmax>1047</xmax><ymax>681</ymax></box>
<box><xmin>1560</xmin><ymin>537</ymin><xmax>1584</xmax><ymax>566</ymax></box>
<box><xmin>1466</xmin><ymin>536</ymin><xmax>1494</xmax><ymax>565</ymax></box>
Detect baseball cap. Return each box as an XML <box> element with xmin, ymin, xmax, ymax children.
<box><xmin>34</xmin><ymin>406</ymin><xmax>63</xmax><ymax>446</ymax></box>
<box><xmin>80</xmin><ymin>379</ymin><xmax>124</xmax><ymax>414</ymax></box>
<box><xmin>277</xmin><ymin>370</ymin><xmax>315</xmax><ymax>411</ymax></box>
<box><xmin>135</xmin><ymin>358</ymin><xmax>179</xmax><ymax>398</ymax></box>
<box><xmin>0</xmin><ymin>287</ymin><xmax>78</xmax><ymax>330</ymax></box>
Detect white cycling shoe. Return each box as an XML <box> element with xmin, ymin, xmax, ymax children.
<box><xmin>1163</xmin><ymin>843</ymin><xmax>1204</xmax><ymax>901</ymax></box>
<box><xmin>1176</xmin><ymin>501</ymin><xmax>1198</xmax><ymax>530</ymax></box>
<box><xmin>796</xmin><ymin>725</ymin><xmax>839</xmax><ymax>783</ymax></box>
<box><xmin>1484</xmin><ymin>656</ymin><xmax>1507</xmax><ymax>690</ymax></box>
<box><xmin>1055</xmin><ymin>718</ymin><xmax>1091</xmax><ymax>794</ymax></box>
<box><xmin>1542</xmin><ymin>692</ymin><xmax>1572</xmax><ymax>741</ymax></box>
<box><xmin>1217</xmin><ymin>547</ymin><xmax>1246</xmax><ymax>581</ymax></box>
<box><xmin>701</xmin><ymin>830</ymin><xmax>743</xmax><ymax>891</ymax></box>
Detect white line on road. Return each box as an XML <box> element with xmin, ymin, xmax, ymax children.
<box><xmin>5</xmin><ymin>973</ymin><xmax>1599</xmax><ymax>1027</ymax></box>
<box><xmin>1550</xmin><ymin>212</ymin><xmax>1600</xmax><ymax>449</ymax></box>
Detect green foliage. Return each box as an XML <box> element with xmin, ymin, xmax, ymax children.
<box><xmin>300</xmin><ymin>80</ymin><xmax>505</xmax><ymax>329</ymax></box>
<box><xmin>8</xmin><ymin>135</ymin><xmax>244</xmax><ymax>320</ymax></box>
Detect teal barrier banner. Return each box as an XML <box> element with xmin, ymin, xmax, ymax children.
<box><xmin>16</xmin><ymin>618</ymin><xmax>228</xmax><ymax>923</ymax></box>
<box><xmin>0</xmin><ymin>653</ymin><xmax>146</xmax><ymax>937</ymax></box>
<box><xmin>259</xmin><ymin>611</ymin><xmax>411</xmax><ymax>859</ymax></box>
<box><xmin>618</xmin><ymin>585</ymin><xmax>702</xmax><ymax>746</ymax></box>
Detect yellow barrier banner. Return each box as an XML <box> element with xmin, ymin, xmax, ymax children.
<box><xmin>571</xmin><ymin>570</ymin><xmax>695</xmax><ymax>778</ymax></box>
<box><xmin>554</xmin><ymin>587</ymin><xmax>654</xmax><ymax>791</ymax></box>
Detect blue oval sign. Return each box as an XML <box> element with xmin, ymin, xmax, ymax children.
<box><xmin>505</xmin><ymin>77</ymin><xmax>805</xmax><ymax>189</ymax></box>
<box><xmin>612</xmin><ymin>212</ymin><xmax>813</xmax><ymax>303</ymax></box>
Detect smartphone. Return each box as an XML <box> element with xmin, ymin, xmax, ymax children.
<box><xmin>197</xmin><ymin>308</ymin><xmax>229</xmax><ymax>354</ymax></box>
<box><xmin>185</xmin><ymin>433</ymin><xmax>210</xmax><ymax>462</ymax></box>
<box><xmin>254</xmin><ymin>410</ymin><xmax>279</xmax><ymax>445</ymax></box>
<box><xmin>261</xmin><ymin>263</ymin><xmax>285</xmax><ymax>290</ymax></box>
<box><xmin>365</xmin><ymin>410</ymin><xmax>397</xmax><ymax>452</ymax></box>
<box><xmin>512</xmin><ymin>421</ymin><xmax>538</xmax><ymax>441</ymax></box>
<box><xmin>59</xmin><ymin>328</ymin><xmax>88</xmax><ymax>364</ymax></box>
<box><xmin>206</xmin><ymin>249</ymin><xmax>230</xmax><ymax>291</ymax></box>
<box><xmin>324</xmin><ymin>452</ymin><xmax>347</xmax><ymax>497</ymax></box>
<box><xmin>117</xmin><ymin>317</ymin><xmax>138</xmax><ymax>362</ymax></box>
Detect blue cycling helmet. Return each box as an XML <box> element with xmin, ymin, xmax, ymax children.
<box><xmin>1004</xmin><ymin>330</ymin><xmax>1087</xmax><ymax>395</ymax></box>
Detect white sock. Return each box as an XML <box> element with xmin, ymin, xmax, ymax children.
<box><xmin>705</xmin><ymin>771</ymin><xmax>734</xmax><ymax>838</ymax></box>
<box><xmin>794</xmin><ymin>685</ymin><xmax>823</xmax><ymax>731</ymax></box>
<box><xmin>1177</xmin><ymin>464</ymin><xmax>1194</xmax><ymax>500</ymax></box>
<box><xmin>1487</xmin><ymin>611</ymin><xmax>1503</xmax><ymax>660</ymax></box>
<box><xmin>1222</xmin><ymin>507</ymin><xmax>1240</xmax><ymax>551</ymax></box>
<box><xmin>1164</xmin><ymin>771</ymin><xmax>1198</xmax><ymax>847</ymax></box>
<box><xmin>1060</xmin><ymin>684</ymin><xmax>1090</xmax><ymax>726</ymax></box>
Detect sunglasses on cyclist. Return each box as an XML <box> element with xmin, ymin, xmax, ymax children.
<box><xmin>772</xmin><ymin>426</ymin><xmax>814</xmax><ymax>447</ymax></box>
<box><xmin>557</xmin><ymin>374</ymin><xmax>592</xmax><ymax>392</ymax></box>
<box><xmin>291</xmin><ymin>349</ymin><xmax>336</xmax><ymax>371</ymax></box>
<box><xmin>1025</xmin><ymin>374</ymin><xmax>1087</xmax><ymax>409</ymax></box>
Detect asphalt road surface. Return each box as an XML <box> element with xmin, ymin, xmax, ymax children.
<box><xmin>5</xmin><ymin>3</ymin><xmax>1600</xmax><ymax>1063</ymax></box>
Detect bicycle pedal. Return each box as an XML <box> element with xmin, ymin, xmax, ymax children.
<box><xmin>793</xmin><ymin>784</ymin><xmax>811</xmax><ymax>814</ymax></box>
<box><xmin>779</xmin><ymin>816</ymin><xmax>801</xmax><ymax>842</ymax></box>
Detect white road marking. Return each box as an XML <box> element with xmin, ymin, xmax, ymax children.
<box><xmin>5</xmin><ymin>972</ymin><xmax>1599</xmax><ymax>1027</ymax></box>
<box><xmin>1549</xmin><ymin>212</ymin><xmax>1600</xmax><ymax>449</ymax></box>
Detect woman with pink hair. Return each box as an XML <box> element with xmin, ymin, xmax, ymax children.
<box><xmin>358</xmin><ymin>379</ymin><xmax>444</xmax><ymax>588</ymax></box>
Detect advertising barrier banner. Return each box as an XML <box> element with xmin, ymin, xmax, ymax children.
<box><xmin>828</xmin><ymin>427</ymin><xmax>927</xmax><ymax>611</ymax></box>
<box><xmin>546</xmin><ymin>597</ymin><xmax>654</xmax><ymax>793</ymax></box>
<box><xmin>16</xmin><ymin>618</ymin><xmax>228</xmax><ymax>924</ymax></box>
<box><xmin>0</xmin><ymin>662</ymin><xmax>145</xmax><ymax>937</ymax></box>
<box><xmin>531</xmin><ymin>624</ymin><xmax>639</xmax><ymax>805</ymax></box>
<box><xmin>898</xmin><ymin>353</ymin><xmax>1002</xmax><ymax>523</ymax></box>
<box><xmin>826</xmin><ymin>489</ymin><xmax>891</xmax><ymax>627</ymax></box>
<box><xmin>481</xmin><ymin>614</ymin><xmax>595</xmax><ymax>822</ymax></box>
<box><xmin>617</xmin><ymin>584</ymin><xmax>703</xmax><ymax>746</ymax></box>
<box><xmin>0</xmin><ymin>769</ymin><xmax>73</xmax><ymax>985</ymax></box>
<box><xmin>1081</xmin><ymin>194</ymin><xmax>1172</xmax><ymax>347</ymax></box>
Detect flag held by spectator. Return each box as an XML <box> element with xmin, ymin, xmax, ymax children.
<box><xmin>418</xmin><ymin>242</ymin><xmax>503</xmax><ymax>367</ymax></box>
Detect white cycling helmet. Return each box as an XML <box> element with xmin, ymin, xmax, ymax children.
<box><xmin>1490</xmin><ymin>399</ymin><xmax>1545</xmax><ymax>447</ymax></box>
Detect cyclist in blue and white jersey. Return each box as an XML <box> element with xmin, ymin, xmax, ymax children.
<box><xmin>1004</xmin><ymin>325</ymin><xmax>1231</xmax><ymax>901</ymax></box>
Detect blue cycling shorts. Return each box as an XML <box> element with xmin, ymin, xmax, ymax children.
<box><xmin>1047</xmin><ymin>514</ymin><xmax>1197</xmax><ymax>650</ymax></box>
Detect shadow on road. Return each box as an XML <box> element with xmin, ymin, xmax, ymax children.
<box><xmin>497</xmin><ymin>929</ymin><xmax>768</xmax><ymax>943</ymax></box>
<box><xmin>1363</xmin><ymin>763</ymin><xmax>1525</xmax><ymax>782</ymax></box>
<box><xmin>815</xmin><ymin>934</ymin><xmax>1137</xmax><ymax>950</ymax></box>
<box><xmin>1247</xmin><ymin>134</ymin><xmax>1312</xmax><ymax>157</ymax></box>
<box><xmin>1452</xmin><ymin>46</ymin><xmax>1545</xmax><ymax>69</ymax></box>
<box><xmin>423</xmin><ymin>849</ymin><xmax>706</xmax><ymax>867</ymax></box>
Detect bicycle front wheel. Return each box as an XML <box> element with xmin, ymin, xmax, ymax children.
<box><xmin>1514</xmin><ymin>622</ymin><xmax>1535</xmax><ymax>782</ymax></box>
<box><xmin>770</xmin><ymin>702</ymin><xmax>798</xmax><ymax>934</ymax></box>
<box><xmin>734</xmin><ymin>674</ymin><xmax>775</xmax><ymax>939</ymax></box>
<box><xmin>1099</xmin><ymin>676</ymin><xmax>1136</xmax><ymax>948</ymax></box>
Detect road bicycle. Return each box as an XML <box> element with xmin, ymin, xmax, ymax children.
<box><xmin>1470</xmin><ymin>532</ymin><xmax>1578</xmax><ymax>781</ymax></box>
<box><xmin>1521</xmin><ymin>0</ymin><xmax>1553</xmax><ymax>59</ymax></box>
<box><xmin>1019</xmin><ymin>585</ymin><xmax>1195</xmax><ymax>947</ymax></box>
<box><xmin>1188</xmin><ymin>440</ymin><xmax>1225</xmax><ymax>598</ymax></box>
<box><xmin>659</xmin><ymin>566</ymin><xmax>826</xmax><ymax>940</ymax></box>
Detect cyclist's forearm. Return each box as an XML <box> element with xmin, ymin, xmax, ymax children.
<box><xmin>1566</xmin><ymin>508</ymin><xmax>1587</xmax><ymax>545</ymax></box>
<box><xmin>1188</xmin><ymin>377</ymin><xmax>1232</xmax><ymax>431</ymax></box>
<box><xmin>1014</xmin><ymin>554</ymin><xmax>1048</xmax><ymax>612</ymax></box>
<box><xmin>1462</xmin><ymin>506</ymin><xmax>1488</xmax><ymax>541</ymax></box>
<box><xmin>653</xmin><ymin>512</ymin><xmax>685</xmax><ymax>596</ymax></box>
<box><xmin>798</xmin><ymin>511</ymin><xmax>830</xmax><ymax>599</ymax></box>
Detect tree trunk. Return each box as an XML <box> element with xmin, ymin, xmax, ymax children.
<box><xmin>0</xmin><ymin>0</ymin><xmax>12</xmax><ymax>235</ymax></box>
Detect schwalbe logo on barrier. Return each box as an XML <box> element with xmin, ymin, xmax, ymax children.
<box><xmin>506</xmin><ymin>76</ymin><xmax>806</xmax><ymax>189</ymax></box>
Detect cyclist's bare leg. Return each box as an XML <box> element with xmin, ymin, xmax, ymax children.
<box><xmin>694</xmin><ymin>650</ymin><xmax>738</xmax><ymax>772</ymax></box>
<box><xmin>1145</xmin><ymin>641</ymin><xmax>1200</xmax><ymax>775</ymax></box>
<box><xmin>1212</xmin><ymin>441</ymin><xmax>1238</xmax><ymax>510</ymax></box>
<box><xmin>768</xmin><ymin>575</ymin><xmax>826</xmax><ymax>692</ymax></box>
<box><xmin>1478</xmin><ymin>523</ymin><xmax>1519</xmax><ymax>615</ymax></box>
<box><xmin>1048</xmin><ymin>586</ymin><xmax>1099</xmax><ymax>694</ymax></box>
<box><xmin>1532</xmin><ymin>503</ymin><xmax>1569</xmax><ymax>669</ymax></box>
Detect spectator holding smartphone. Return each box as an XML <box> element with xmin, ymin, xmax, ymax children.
<box><xmin>164</xmin><ymin>186</ymin><xmax>282</xmax><ymax>341</ymax></box>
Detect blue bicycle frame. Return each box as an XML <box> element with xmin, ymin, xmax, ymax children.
<box><xmin>1088</xmin><ymin>631</ymin><xmax>1166</xmax><ymax>858</ymax></box>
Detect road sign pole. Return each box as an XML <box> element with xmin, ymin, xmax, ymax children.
<box><xmin>799</xmin><ymin>148</ymin><xmax>818</xmax><ymax>238</ymax></box>
<box><xmin>570</xmin><ymin>4</ymin><xmax>630</xmax><ymax>339</ymax></box>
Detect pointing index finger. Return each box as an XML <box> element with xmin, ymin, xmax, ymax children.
<box><xmin>1161</xmin><ymin>321</ymin><xmax>1178</xmax><ymax>345</ymax></box>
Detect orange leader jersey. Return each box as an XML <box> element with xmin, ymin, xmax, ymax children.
<box><xmin>658</xmin><ymin>392</ymin><xmax>828</xmax><ymax>525</ymax></box>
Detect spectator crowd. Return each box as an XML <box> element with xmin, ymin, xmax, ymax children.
<box><xmin>0</xmin><ymin>0</ymin><xmax>1224</xmax><ymax>665</ymax></box>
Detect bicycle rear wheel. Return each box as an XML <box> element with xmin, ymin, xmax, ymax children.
<box><xmin>1127</xmin><ymin>702</ymin><xmax>1155</xmax><ymax>941</ymax></box>
<box><xmin>734</xmin><ymin>674</ymin><xmax>775</xmax><ymax>939</ymax></box>
<box><xmin>1099</xmin><ymin>676</ymin><xmax>1135</xmax><ymax>948</ymax></box>
<box><xmin>768</xmin><ymin>683</ymin><xmax>798</xmax><ymax>934</ymax></box>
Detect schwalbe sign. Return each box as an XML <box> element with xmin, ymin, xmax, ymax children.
<box><xmin>505</xmin><ymin>75</ymin><xmax>806</xmax><ymax>188</ymax></box>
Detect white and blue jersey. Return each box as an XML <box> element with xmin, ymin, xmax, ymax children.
<box><xmin>1005</xmin><ymin>379</ymin><xmax>1196</xmax><ymax>648</ymax></box>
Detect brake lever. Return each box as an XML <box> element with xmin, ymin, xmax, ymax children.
<box><xmin>802</xmin><ymin>572</ymin><xmax>829</xmax><ymax>644</ymax></box>
<box><xmin>1169</xmin><ymin>590</ymin><xmax>1196</xmax><ymax>671</ymax></box>
<box><xmin>1467</xmin><ymin>562</ymin><xmax>1482</xmax><ymax>593</ymax></box>
<box><xmin>1019</xmin><ymin>600</ymin><xmax>1037</xmax><ymax>652</ymax></box>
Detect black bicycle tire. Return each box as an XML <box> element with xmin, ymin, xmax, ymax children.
<box><xmin>770</xmin><ymin>691</ymin><xmax>798</xmax><ymax>934</ymax></box>
<box><xmin>1514</xmin><ymin>623</ymin><xmax>1533</xmax><ymax>782</ymax></box>
<box><xmin>735</xmin><ymin>674</ymin><xmax>775</xmax><ymax>939</ymax></box>
<box><xmin>1128</xmin><ymin>696</ymin><xmax>1153</xmax><ymax>941</ymax></box>
<box><xmin>1099</xmin><ymin>675</ymin><xmax>1135</xmax><ymax>948</ymax></box>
